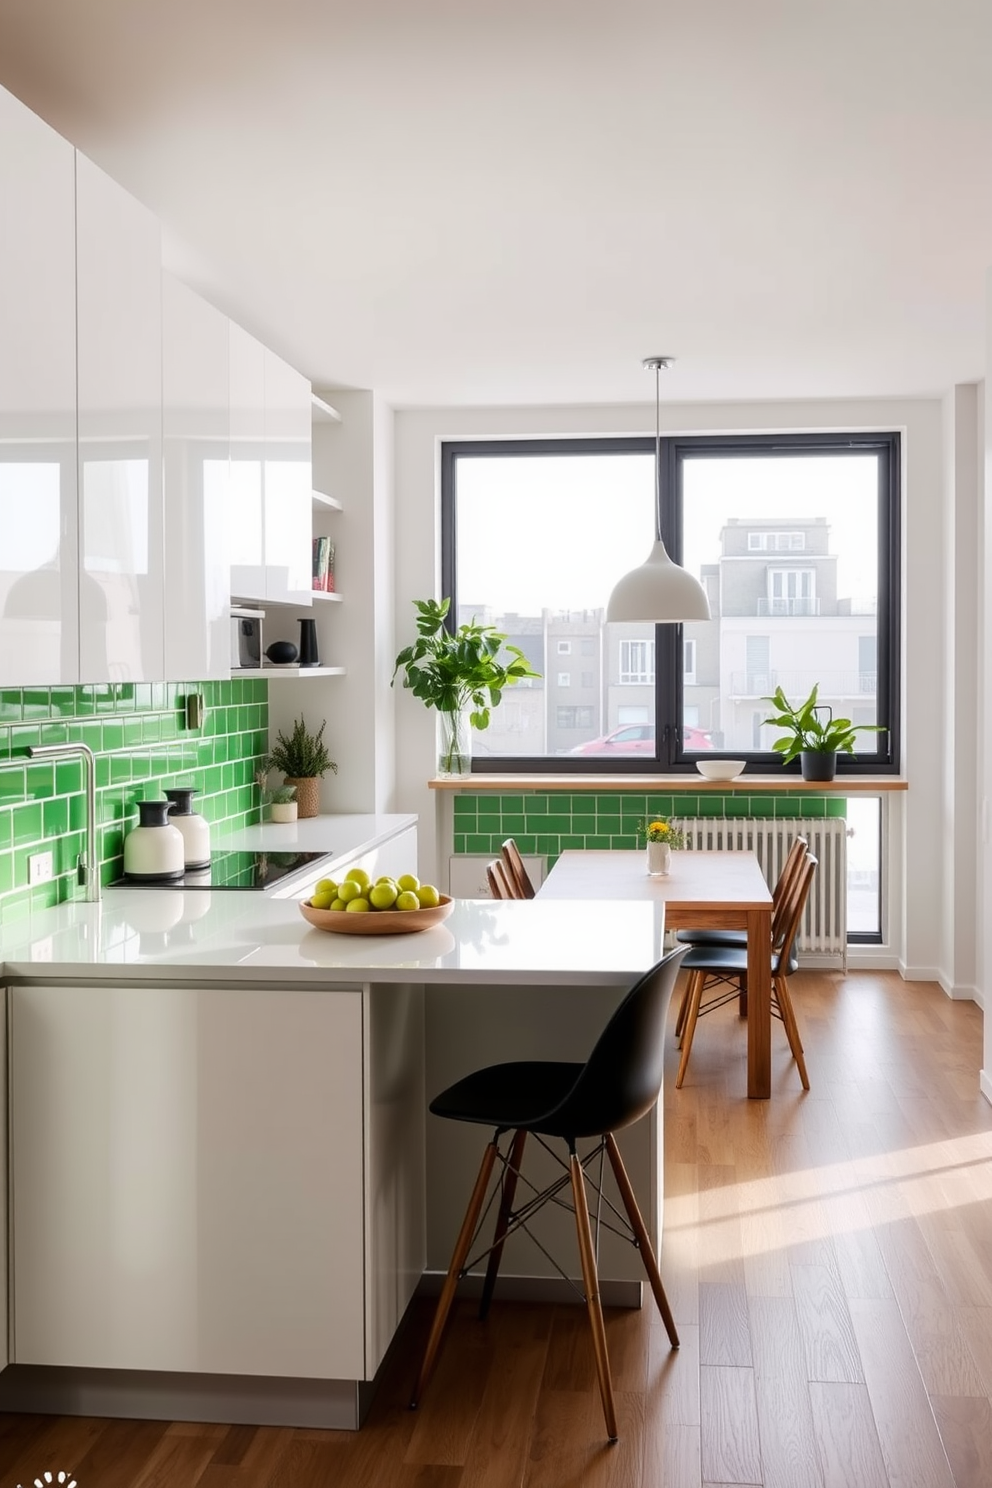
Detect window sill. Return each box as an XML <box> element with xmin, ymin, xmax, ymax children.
<box><xmin>428</xmin><ymin>774</ymin><xmax>908</xmax><ymax>792</ymax></box>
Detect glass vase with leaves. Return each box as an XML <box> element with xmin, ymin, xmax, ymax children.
<box><xmin>392</xmin><ymin>598</ymin><xmax>541</xmax><ymax>776</ymax></box>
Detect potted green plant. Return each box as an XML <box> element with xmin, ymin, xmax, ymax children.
<box><xmin>392</xmin><ymin>597</ymin><xmax>541</xmax><ymax>775</ymax></box>
<box><xmin>761</xmin><ymin>684</ymin><xmax>885</xmax><ymax>781</ymax></box>
<box><xmin>268</xmin><ymin>784</ymin><xmax>298</xmax><ymax>824</ymax></box>
<box><xmin>261</xmin><ymin>715</ymin><xmax>337</xmax><ymax>818</ymax></box>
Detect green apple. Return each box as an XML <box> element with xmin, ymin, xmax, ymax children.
<box><xmin>396</xmin><ymin>890</ymin><xmax>420</xmax><ymax>911</ymax></box>
<box><xmin>397</xmin><ymin>873</ymin><xmax>420</xmax><ymax>893</ymax></box>
<box><xmin>370</xmin><ymin>881</ymin><xmax>399</xmax><ymax>910</ymax></box>
<box><xmin>330</xmin><ymin>898</ymin><xmax>348</xmax><ymax>911</ymax></box>
<box><xmin>416</xmin><ymin>883</ymin><xmax>440</xmax><ymax>908</ymax></box>
<box><xmin>309</xmin><ymin>890</ymin><xmax>334</xmax><ymax>910</ymax></box>
<box><xmin>314</xmin><ymin>877</ymin><xmax>338</xmax><ymax>898</ymax></box>
<box><xmin>346</xmin><ymin>867</ymin><xmax>371</xmax><ymax>890</ymax></box>
<box><xmin>345</xmin><ymin>897</ymin><xmax>371</xmax><ymax>913</ymax></box>
<box><xmin>337</xmin><ymin>880</ymin><xmax>362</xmax><ymax>902</ymax></box>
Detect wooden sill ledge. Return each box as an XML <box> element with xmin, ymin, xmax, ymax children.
<box><xmin>428</xmin><ymin>774</ymin><xmax>908</xmax><ymax>792</ymax></box>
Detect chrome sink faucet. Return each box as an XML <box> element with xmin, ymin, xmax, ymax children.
<box><xmin>27</xmin><ymin>742</ymin><xmax>100</xmax><ymax>902</ymax></box>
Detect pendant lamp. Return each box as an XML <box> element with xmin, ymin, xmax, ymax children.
<box><xmin>605</xmin><ymin>357</ymin><xmax>711</xmax><ymax>623</ymax></box>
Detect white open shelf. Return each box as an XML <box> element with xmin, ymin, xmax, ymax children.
<box><xmin>312</xmin><ymin>489</ymin><xmax>342</xmax><ymax>512</ymax></box>
<box><xmin>233</xmin><ymin>665</ymin><xmax>346</xmax><ymax>679</ymax></box>
<box><xmin>311</xmin><ymin>393</ymin><xmax>342</xmax><ymax>423</ymax></box>
<box><xmin>311</xmin><ymin>589</ymin><xmax>342</xmax><ymax>603</ymax></box>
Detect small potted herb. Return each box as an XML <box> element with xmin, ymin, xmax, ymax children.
<box><xmin>261</xmin><ymin>715</ymin><xmax>337</xmax><ymax>817</ymax></box>
<box><xmin>392</xmin><ymin>597</ymin><xmax>541</xmax><ymax>775</ymax></box>
<box><xmin>268</xmin><ymin>784</ymin><xmax>298</xmax><ymax>823</ymax></box>
<box><xmin>761</xmin><ymin>684</ymin><xmax>885</xmax><ymax>780</ymax></box>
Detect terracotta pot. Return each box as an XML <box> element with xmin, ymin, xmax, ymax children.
<box><xmin>284</xmin><ymin>776</ymin><xmax>320</xmax><ymax>818</ymax></box>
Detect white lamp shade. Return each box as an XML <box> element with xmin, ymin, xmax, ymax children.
<box><xmin>606</xmin><ymin>540</ymin><xmax>711</xmax><ymax>623</ymax></box>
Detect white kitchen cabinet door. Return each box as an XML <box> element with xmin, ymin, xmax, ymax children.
<box><xmin>0</xmin><ymin>86</ymin><xmax>78</xmax><ymax>684</ymax></box>
<box><xmin>76</xmin><ymin>153</ymin><xmax>164</xmax><ymax>683</ymax></box>
<box><xmin>11</xmin><ymin>982</ymin><xmax>366</xmax><ymax>1380</ymax></box>
<box><xmin>263</xmin><ymin>348</ymin><xmax>313</xmax><ymax>605</ymax></box>
<box><xmin>162</xmin><ymin>273</ymin><xmax>231</xmax><ymax>679</ymax></box>
<box><xmin>229</xmin><ymin>321</ymin><xmax>266</xmax><ymax>603</ymax></box>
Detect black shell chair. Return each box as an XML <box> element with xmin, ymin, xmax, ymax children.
<box><xmin>410</xmin><ymin>945</ymin><xmax>686</xmax><ymax>1443</ymax></box>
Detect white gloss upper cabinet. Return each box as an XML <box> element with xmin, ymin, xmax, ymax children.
<box><xmin>229</xmin><ymin>320</ymin><xmax>266</xmax><ymax>603</ymax></box>
<box><xmin>0</xmin><ymin>87</ymin><xmax>78</xmax><ymax>685</ymax></box>
<box><xmin>75</xmin><ymin>153</ymin><xmax>164</xmax><ymax>683</ymax></box>
<box><xmin>263</xmin><ymin>348</ymin><xmax>312</xmax><ymax>606</ymax></box>
<box><xmin>162</xmin><ymin>273</ymin><xmax>231</xmax><ymax>679</ymax></box>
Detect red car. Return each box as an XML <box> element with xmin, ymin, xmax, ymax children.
<box><xmin>570</xmin><ymin>724</ymin><xmax>712</xmax><ymax>755</ymax></box>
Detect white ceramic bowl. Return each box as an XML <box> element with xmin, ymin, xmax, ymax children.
<box><xmin>695</xmin><ymin>759</ymin><xmax>746</xmax><ymax>781</ymax></box>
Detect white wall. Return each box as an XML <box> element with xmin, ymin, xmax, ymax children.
<box><xmin>941</xmin><ymin>385</ymin><xmax>981</xmax><ymax>1003</ymax></box>
<box><xmin>393</xmin><ymin>395</ymin><xmax>947</xmax><ymax>979</ymax></box>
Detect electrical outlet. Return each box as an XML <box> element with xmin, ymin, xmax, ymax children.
<box><xmin>28</xmin><ymin>850</ymin><xmax>53</xmax><ymax>885</ymax></box>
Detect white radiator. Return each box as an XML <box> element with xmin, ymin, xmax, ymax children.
<box><xmin>679</xmin><ymin>817</ymin><xmax>848</xmax><ymax>967</ymax></box>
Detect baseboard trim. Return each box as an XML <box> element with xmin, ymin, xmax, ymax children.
<box><xmin>0</xmin><ymin>1363</ymin><xmax>369</xmax><ymax>1430</ymax></box>
<box><xmin>416</xmin><ymin>1270</ymin><xmax>643</xmax><ymax>1309</ymax></box>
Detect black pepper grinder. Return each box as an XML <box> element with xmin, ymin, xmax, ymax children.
<box><xmin>299</xmin><ymin>616</ymin><xmax>320</xmax><ymax>667</ymax></box>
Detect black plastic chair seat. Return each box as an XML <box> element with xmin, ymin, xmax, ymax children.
<box><xmin>680</xmin><ymin>943</ymin><xmax>799</xmax><ymax>978</ymax></box>
<box><xmin>675</xmin><ymin>927</ymin><xmax>747</xmax><ymax>949</ymax></box>
<box><xmin>430</xmin><ymin>1060</ymin><xmax>584</xmax><ymax>1132</ymax></box>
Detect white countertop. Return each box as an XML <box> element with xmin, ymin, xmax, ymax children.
<box><xmin>0</xmin><ymin>815</ymin><xmax>664</xmax><ymax>987</ymax></box>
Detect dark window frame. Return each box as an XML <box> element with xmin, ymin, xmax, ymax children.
<box><xmin>440</xmin><ymin>431</ymin><xmax>901</xmax><ymax>776</ymax></box>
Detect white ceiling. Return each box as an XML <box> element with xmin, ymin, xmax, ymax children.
<box><xmin>1</xmin><ymin>0</ymin><xmax>990</xmax><ymax>408</ymax></box>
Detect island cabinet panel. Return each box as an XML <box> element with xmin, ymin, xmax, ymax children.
<box><xmin>10</xmin><ymin>983</ymin><xmax>366</xmax><ymax>1379</ymax></box>
<box><xmin>0</xmin><ymin>988</ymin><xmax>6</xmax><ymax>1372</ymax></box>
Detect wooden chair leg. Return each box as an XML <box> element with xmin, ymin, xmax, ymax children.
<box><xmin>605</xmin><ymin>1134</ymin><xmax>678</xmax><ymax>1348</ymax></box>
<box><xmin>676</xmin><ymin>972</ymin><xmax>705</xmax><ymax>1087</ymax></box>
<box><xmin>479</xmin><ymin>1128</ymin><xmax>527</xmax><ymax>1320</ymax></box>
<box><xmin>674</xmin><ymin>973</ymin><xmax>692</xmax><ymax>1039</ymax></box>
<box><xmin>569</xmin><ymin>1149</ymin><xmax>619</xmax><ymax>1442</ymax></box>
<box><xmin>411</xmin><ymin>1138</ymin><xmax>498</xmax><ymax>1408</ymax></box>
<box><xmin>774</xmin><ymin>976</ymin><xmax>810</xmax><ymax>1090</ymax></box>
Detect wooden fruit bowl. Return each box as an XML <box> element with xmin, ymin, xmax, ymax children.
<box><xmin>299</xmin><ymin>893</ymin><xmax>455</xmax><ymax>935</ymax></box>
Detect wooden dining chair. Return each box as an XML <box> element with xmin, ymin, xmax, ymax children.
<box><xmin>501</xmin><ymin>838</ymin><xmax>536</xmax><ymax>899</ymax></box>
<box><xmin>675</xmin><ymin>853</ymin><xmax>817</xmax><ymax>1090</ymax></box>
<box><xmin>486</xmin><ymin>857</ymin><xmax>515</xmax><ymax>899</ymax></box>
<box><xmin>674</xmin><ymin>835</ymin><xmax>808</xmax><ymax>1037</ymax></box>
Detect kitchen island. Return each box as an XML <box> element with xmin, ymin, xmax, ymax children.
<box><xmin>0</xmin><ymin>820</ymin><xmax>667</xmax><ymax>1430</ymax></box>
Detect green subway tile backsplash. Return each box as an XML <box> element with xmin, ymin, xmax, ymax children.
<box><xmin>449</xmin><ymin>790</ymin><xmax>848</xmax><ymax>875</ymax></box>
<box><xmin>0</xmin><ymin>679</ymin><xmax>268</xmax><ymax>920</ymax></box>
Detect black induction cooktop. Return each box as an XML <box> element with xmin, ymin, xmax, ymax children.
<box><xmin>108</xmin><ymin>849</ymin><xmax>332</xmax><ymax>891</ymax></box>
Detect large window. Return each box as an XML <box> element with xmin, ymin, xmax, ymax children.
<box><xmin>441</xmin><ymin>432</ymin><xmax>900</xmax><ymax>773</ymax></box>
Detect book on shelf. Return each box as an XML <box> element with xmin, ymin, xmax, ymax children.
<box><xmin>312</xmin><ymin>536</ymin><xmax>336</xmax><ymax>592</ymax></box>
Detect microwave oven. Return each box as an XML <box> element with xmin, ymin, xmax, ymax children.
<box><xmin>231</xmin><ymin>608</ymin><xmax>263</xmax><ymax>669</ymax></box>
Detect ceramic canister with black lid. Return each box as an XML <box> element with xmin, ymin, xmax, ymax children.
<box><xmin>123</xmin><ymin>801</ymin><xmax>186</xmax><ymax>880</ymax></box>
<box><xmin>164</xmin><ymin>788</ymin><xmax>212</xmax><ymax>870</ymax></box>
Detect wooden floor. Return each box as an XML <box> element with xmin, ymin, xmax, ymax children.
<box><xmin>3</xmin><ymin>970</ymin><xmax>992</xmax><ymax>1488</ymax></box>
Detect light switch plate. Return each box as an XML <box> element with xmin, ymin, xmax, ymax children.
<box><xmin>28</xmin><ymin>850</ymin><xmax>53</xmax><ymax>884</ymax></box>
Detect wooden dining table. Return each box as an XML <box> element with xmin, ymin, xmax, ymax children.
<box><xmin>538</xmin><ymin>849</ymin><xmax>775</xmax><ymax>1098</ymax></box>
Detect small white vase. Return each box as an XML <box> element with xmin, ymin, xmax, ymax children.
<box><xmin>647</xmin><ymin>840</ymin><xmax>672</xmax><ymax>876</ymax></box>
<box><xmin>269</xmin><ymin>802</ymin><xmax>298</xmax><ymax>823</ymax></box>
